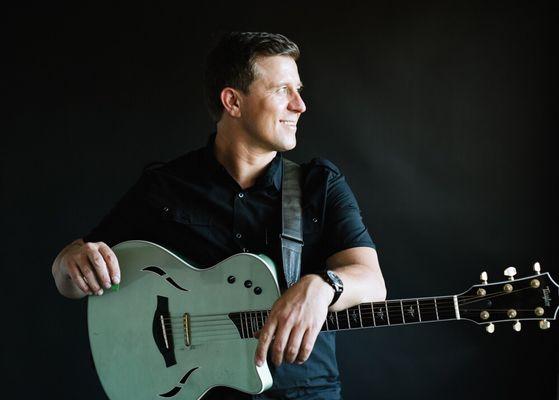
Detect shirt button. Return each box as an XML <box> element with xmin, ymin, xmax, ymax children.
<box><xmin>238</xmin><ymin>192</ymin><xmax>244</xmax><ymax>198</ymax></box>
<box><xmin>312</xmin><ymin>217</ymin><xmax>319</xmax><ymax>223</ymax></box>
<box><xmin>236</xmin><ymin>233</ymin><xmax>242</xmax><ymax>239</ymax></box>
<box><xmin>243</xmin><ymin>247</ymin><xmax>249</xmax><ymax>252</ymax></box>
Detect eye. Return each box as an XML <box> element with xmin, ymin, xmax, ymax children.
<box><xmin>278</xmin><ymin>86</ymin><xmax>288</xmax><ymax>93</ymax></box>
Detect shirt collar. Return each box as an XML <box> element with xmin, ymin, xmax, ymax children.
<box><xmin>204</xmin><ymin>132</ymin><xmax>283</xmax><ymax>192</ymax></box>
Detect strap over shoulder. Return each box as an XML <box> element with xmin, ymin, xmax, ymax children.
<box><xmin>280</xmin><ymin>158</ymin><xmax>303</xmax><ymax>289</ymax></box>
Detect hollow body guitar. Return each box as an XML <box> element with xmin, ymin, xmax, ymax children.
<box><xmin>88</xmin><ymin>240</ymin><xmax>558</xmax><ymax>400</ymax></box>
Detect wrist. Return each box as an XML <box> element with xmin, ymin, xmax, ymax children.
<box><xmin>317</xmin><ymin>270</ymin><xmax>344</xmax><ymax>307</ymax></box>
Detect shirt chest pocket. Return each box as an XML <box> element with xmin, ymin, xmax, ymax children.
<box><xmin>147</xmin><ymin>195</ymin><xmax>213</xmax><ymax>238</ymax></box>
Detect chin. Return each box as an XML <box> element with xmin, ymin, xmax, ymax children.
<box><xmin>278</xmin><ymin>135</ymin><xmax>297</xmax><ymax>152</ymax></box>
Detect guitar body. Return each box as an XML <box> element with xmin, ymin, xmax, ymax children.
<box><xmin>88</xmin><ymin>240</ymin><xmax>280</xmax><ymax>400</ymax></box>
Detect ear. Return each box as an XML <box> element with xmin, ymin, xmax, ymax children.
<box><xmin>220</xmin><ymin>87</ymin><xmax>242</xmax><ymax>118</ymax></box>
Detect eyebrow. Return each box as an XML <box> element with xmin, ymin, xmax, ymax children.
<box><xmin>269</xmin><ymin>81</ymin><xmax>304</xmax><ymax>89</ymax></box>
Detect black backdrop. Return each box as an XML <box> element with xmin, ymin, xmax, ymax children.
<box><xmin>3</xmin><ymin>1</ymin><xmax>557</xmax><ymax>399</ymax></box>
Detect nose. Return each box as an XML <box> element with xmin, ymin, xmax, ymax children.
<box><xmin>288</xmin><ymin>90</ymin><xmax>306</xmax><ymax>114</ymax></box>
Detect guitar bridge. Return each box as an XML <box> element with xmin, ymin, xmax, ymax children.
<box><xmin>183</xmin><ymin>313</ymin><xmax>191</xmax><ymax>347</ymax></box>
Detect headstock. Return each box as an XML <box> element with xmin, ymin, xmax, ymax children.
<box><xmin>457</xmin><ymin>262</ymin><xmax>558</xmax><ymax>333</ymax></box>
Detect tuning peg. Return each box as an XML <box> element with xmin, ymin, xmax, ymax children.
<box><xmin>480</xmin><ymin>271</ymin><xmax>488</xmax><ymax>284</ymax></box>
<box><xmin>539</xmin><ymin>319</ymin><xmax>550</xmax><ymax>330</ymax></box>
<box><xmin>504</xmin><ymin>267</ymin><xmax>517</xmax><ymax>280</ymax></box>
<box><xmin>513</xmin><ymin>321</ymin><xmax>521</xmax><ymax>332</ymax></box>
<box><xmin>533</xmin><ymin>262</ymin><xmax>541</xmax><ymax>274</ymax></box>
<box><xmin>485</xmin><ymin>323</ymin><xmax>495</xmax><ymax>333</ymax></box>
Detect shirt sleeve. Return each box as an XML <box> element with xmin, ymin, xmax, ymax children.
<box><xmin>317</xmin><ymin>158</ymin><xmax>375</xmax><ymax>258</ymax></box>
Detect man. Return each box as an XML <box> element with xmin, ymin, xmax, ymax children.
<box><xmin>52</xmin><ymin>32</ymin><xmax>386</xmax><ymax>399</ymax></box>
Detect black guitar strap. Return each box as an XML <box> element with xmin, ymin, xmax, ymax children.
<box><xmin>280</xmin><ymin>158</ymin><xmax>303</xmax><ymax>289</ymax></box>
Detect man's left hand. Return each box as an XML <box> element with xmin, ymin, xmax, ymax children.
<box><xmin>254</xmin><ymin>274</ymin><xmax>334</xmax><ymax>367</ymax></box>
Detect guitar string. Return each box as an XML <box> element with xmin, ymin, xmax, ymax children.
<box><xmin>159</xmin><ymin>285</ymin><xmax>540</xmax><ymax>342</ymax></box>
<box><xmin>164</xmin><ymin>306</ymin><xmax>541</xmax><ymax>343</ymax></box>
<box><xmin>161</xmin><ymin>284</ymin><xmax>535</xmax><ymax>325</ymax></box>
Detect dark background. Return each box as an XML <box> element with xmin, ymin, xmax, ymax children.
<box><xmin>3</xmin><ymin>1</ymin><xmax>557</xmax><ymax>399</ymax></box>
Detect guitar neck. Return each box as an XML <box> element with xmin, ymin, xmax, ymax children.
<box><xmin>230</xmin><ymin>295</ymin><xmax>459</xmax><ymax>338</ymax></box>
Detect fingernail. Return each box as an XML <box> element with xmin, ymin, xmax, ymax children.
<box><xmin>255</xmin><ymin>358</ymin><xmax>262</xmax><ymax>366</ymax></box>
<box><xmin>96</xmin><ymin>289</ymin><xmax>104</xmax><ymax>296</ymax></box>
<box><xmin>104</xmin><ymin>282</ymin><xmax>112</xmax><ymax>289</ymax></box>
<box><xmin>113</xmin><ymin>276</ymin><xmax>120</xmax><ymax>284</ymax></box>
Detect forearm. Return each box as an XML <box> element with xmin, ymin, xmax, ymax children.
<box><xmin>327</xmin><ymin>263</ymin><xmax>386</xmax><ymax>311</ymax></box>
<box><xmin>52</xmin><ymin>239</ymin><xmax>88</xmax><ymax>299</ymax></box>
<box><xmin>309</xmin><ymin>247</ymin><xmax>386</xmax><ymax>312</ymax></box>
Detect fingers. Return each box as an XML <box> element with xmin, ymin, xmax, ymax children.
<box><xmin>255</xmin><ymin>319</ymin><xmax>277</xmax><ymax>367</ymax></box>
<box><xmin>98</xmin><ymin>243</ymin><xmax>120</xmax><ymax>285</ymax></box>
<box><xmin>85</xmin><ymin>243</ymin><xmax>112</xmax><ymax>290</ymax></box>
<box><xmin>66</xmin><ymin>259</ymin><xmax>92</xmax><ymax>295</ymax></box>
<box><xmin>76</xmin><ymin>256</ymin><xmax>103</xmax><ymax>295</ymax></box>
<box><xmin>270</xmin><ymin>322</ymin><xmax>292</xmax><ymax>366</ymax></box>
<box><xmin>284</xmin><ymin>325</ymin><xmax>306</xmax><ymax>364</ymax></box>
<box><xmin>295</xmin><ymin>328</ymin><xmax>319</xmax><ymax>365</ymax></box>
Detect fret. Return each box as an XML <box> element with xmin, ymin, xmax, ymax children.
<box><xmin>434</xmin><ymin>298</ymin><xmax>439</xmax><ymax>320</ymax></box>
<box><xmin>336</xmin><ymin>310</ymin><xmax>350</xmax><ymax>330</ymax></box>
<box><xmin>418</xmin><ymin>299</ymin><xmax>438</xmax><ymax>323</ymax></box>
<box><xmin>400</xmin><ymin>300</ymin><xmax>405</xmax><ymax>323</ymax></box>
<box><xmin>359</xmin><ymin>303</ymin><xmax>374</xmax><ymax>328</ymax></box>
<box><xmin>387</xmin><ymin>300</ymin><xmax>404</xmax><ymax>325</ymax></box>
<box><xmin>335</xmin><ymin>310</ymin><xmax>340</xmax><ymax>329</ymax></box>
<box><xmin>249</xmin><ymin>312</ymin><xmax>254</xmax><ymax>336</ymax></box>
<box><xmin>401</xmin><ymin>300</ymin><xmax>420</xmax><ymax>324</ymax></box>
<box><xmin>326</xmin><ymin>311</ymin><xmax>336</xmax><ymax>331</ymax></box>
<box><xmin>242</xmin><ymin>312</ymin><xmax>248</xmax><ymax>338</ymax></box>
<box><xmin>384</xmin><ymin>301</ymin><xmax>391</xmax><ymax>325</ymax></box>
<box><xmin>436</xmin><ymin>296</ymin><xmax>457</xmax><ymax>320</ymax></box>
<box><xmin>416</xmin><ymin>299</ymin><xmax>422</xmax><ymax>322</ymax></box>
<box><xmin>358</xmin><ymin>304</ymin><xmax>364</xmax><ymax>328</ymax></box>
<box><xmin>371</xmin><ymin>302</ymin><xmax>389</xmax><ymax>326</ymax></box>
<box><xmin>348</xmin><ymin>306</ymin><xmax>362</xmax><ymax>329</ymax></box>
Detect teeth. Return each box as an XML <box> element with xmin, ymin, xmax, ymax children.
<box><xmin>280</xmin><ymin>120</ymin><xmax>296</xmax><ymax>125</ymax></box>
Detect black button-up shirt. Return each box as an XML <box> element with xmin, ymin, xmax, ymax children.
<box><xmin>84</xmin><ymin>132</ymin><xmax>375</xmax><ymax>393</ymax></box>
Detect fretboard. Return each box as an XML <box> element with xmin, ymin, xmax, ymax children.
<box><xmin>229</xmin><ymin>296</ymin><xmax>458</xmax><ymax>339</ymax></box>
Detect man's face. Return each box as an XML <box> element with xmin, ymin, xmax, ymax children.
<box><xmin>238</xmin><ymin>55</ymin><xmax>306</xmax><ymax>152</ymax></box>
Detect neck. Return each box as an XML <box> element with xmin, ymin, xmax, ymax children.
<box><xmin>230</xmin><ymin>295</ymin><xmax>460</xmax><ymax>338</ymax></box>
<box><xmin>214</xmin><ymin>127</ymin><xmax>277</xmax><ymax>190</ymax></box>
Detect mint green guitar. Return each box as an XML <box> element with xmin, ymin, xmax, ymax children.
<box><xmin>88</xmin><ymin>240</ymin><xmax>557</xmax><ymax>400</ymax></box>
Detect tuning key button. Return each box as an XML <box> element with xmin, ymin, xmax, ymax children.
<box><xmin>533</xmin><ymin>262</ymin><xmax>541</xmax><ymax>274</ymax></box>
<box><xmin>534</xmin><ymin>307</ymin><xmax>544</xmax><ymax>317</ymax></box>
<box><xmin>513</xmin><ymin>321</ymin><xmax>522</xmax><ymax>332</ymax></box>
<box><xmin>539</xmin><ymin>319</ymin><xmax>550</xmax><ymax>330</ymax></box>
<box><xmin>486</xmin><ymin>323</ymin><xmax>495</xmax><ymax>333</ymax></box>
<box><xmin>504</xmin><ymin>267</ymin><xmax>517</xmax><ymax>280</ymax></box>
<box><xmin>480</xmin><ymin>271</ymin><xmax>488</xmax><ymax>285</ymax></box>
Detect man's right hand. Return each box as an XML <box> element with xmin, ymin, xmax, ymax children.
<box><xmin>52</xmin><ymin>239</ymin><xmax>120</xmax><ymax>299</ymax></box>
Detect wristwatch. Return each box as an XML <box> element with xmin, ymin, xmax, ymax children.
<box><xmin>319</xmin><ymin>270</ymin><xmax>344</xmax><ymax>306</ymax></box>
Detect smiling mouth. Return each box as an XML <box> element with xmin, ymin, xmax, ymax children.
<box><xmin>280</xmin><ymin>120</ymin><xmax>297</xmax><ymax>127</ymax></box>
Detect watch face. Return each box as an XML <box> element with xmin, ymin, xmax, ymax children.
<box><xmin>327</xmin><ymin>270</ymin><xmax>343</xmax><ymax>288</ymax></box>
